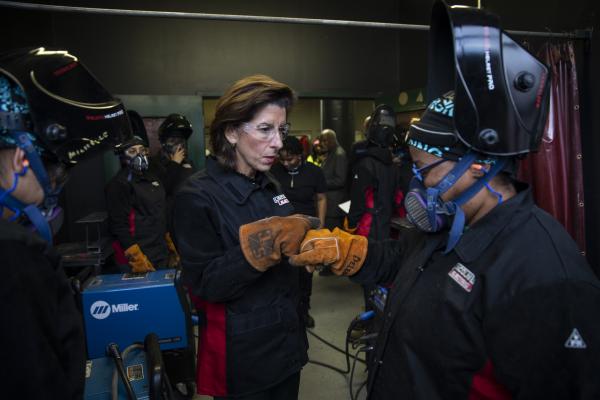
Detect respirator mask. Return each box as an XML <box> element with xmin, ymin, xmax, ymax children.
<box><xmin>127</xmin><ymin>152</ymin><xmax>149</xmax><ymax>172</ymax></box>
<box><xmin>404</xmin><ymin>151</ymin><xmax>506</xmax><ymax>252</ymax></box>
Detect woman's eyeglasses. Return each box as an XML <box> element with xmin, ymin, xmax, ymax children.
<box><xmin>241</xmin><ymin>122</ymin><xmax>291</xmax><ymax>142</ymax></box>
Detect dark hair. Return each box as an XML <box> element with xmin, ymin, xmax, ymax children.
<box><xmin>210</xmin><ymin>75</ymin><xmax>296</xmax><ymax>170</ymax></box>
<box><xmin>280</xmin><ymin>136</ymin><xmax>303</xmax><ymax>156</ymax></box>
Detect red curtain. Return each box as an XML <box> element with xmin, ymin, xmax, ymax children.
<box><xmin>518</xmin><ymin>42</ymin><xmax>586</xmax><ymax>253</ymax></box>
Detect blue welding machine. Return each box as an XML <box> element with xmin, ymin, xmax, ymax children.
<box><xmin>81</xmin><ymin>269</ymin><xmax>195</xmax><ymax>393</ymax></box>
<box><xmin>85</xmin><ymin>348</ymin><xmax>150</xmax><ymax>400</ymax></box>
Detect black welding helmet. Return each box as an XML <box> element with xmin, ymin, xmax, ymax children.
<box><xmin>158</xmin><ymin>113</ymin><xmax>193</xmax><ymax>142</ymax></box>
<box><xmin>427</xmin><ymin>1</ymin><xmax>551</xmax><ymax>156</ymax></box>
<box><xmin>0</xmin><ymin>47</ymin><xmax>129</xmax><ymax>165</ymax></box>
<box><xmin>366</xmin><ymin>104</ymin><xmax>396</xmax><ymax>148</ymax></box>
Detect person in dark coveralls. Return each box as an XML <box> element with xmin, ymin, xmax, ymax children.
<box><xmin>106</xmin><ymin>135</ymin><xmax>177</xmax><ymax>272</ymax></box>
<box><xmin>271</xmin><ymin>135</ymin><xmax>327</xmax><ymax>328</ymax></box>
<box><xmin>173</xmin><ymin>75</ymin><xmax>318</xmax><ymax>399</ymax></box>
<box><xmin>0</xmin><ymin>47</ymin><xmax>127</xmax><ymax>399</ymax></box>
<box><xmin>288</xmin><ymin>3</ymin><xmax>600</xmax><ymax>399</ymax></box>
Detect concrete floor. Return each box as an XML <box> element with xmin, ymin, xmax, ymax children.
<box><xmin>194</xmin><ymin>273</ymin><xmax>368</xmax><ymax>400</ymax></box>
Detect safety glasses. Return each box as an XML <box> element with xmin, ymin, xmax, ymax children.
<box><xmin>241</xmin><ymin>122</ymin><xmax>291</xmax><ymax>142</ymax></box>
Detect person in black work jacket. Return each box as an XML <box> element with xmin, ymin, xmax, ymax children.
<box><xmin>271</xmin><ymin>135</ymin><xmax>327</xmax><ymax>328</ymax></box>
<box><xmin>106</xmin><ymin>135</ymin><xmax>177</xmax><ymax>272</ymax></box>
<box><xmin>150</xmin><ymin>113</ymin><xmax>196</xmax><ymax>201</ymax></box>
<box><xmin>288</xmin><ymin>3</ymin><xmax>600</xmax><ymax>398</ymax></box>
<box><xmin>347</xmin><ymin>104</ymin><xmax>403</xmax><ymax>240</ymax></box>
<box><xmin>0</xmin><ymin>47</ymin><xmax>126</xmax><ymax>399</ymax></box>
<box><xmin>319</xmin><ymin>128</ymin><xmax>348</xmax><ymax>230</ymax></box>
<box><xmin>173</xmin><ymin>75</ymin><xmax>318</xmax><ymax>399</ymax></box>
<box><xmin>346</xmin><ymin>105</ymin><xmax>405</xmax><ymax>311</ymax></box>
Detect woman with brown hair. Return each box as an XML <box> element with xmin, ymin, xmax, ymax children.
<box><xmin>173</xmin><ymin>75</ymin><xmax>316</xmax><ymax>399</ymax></box>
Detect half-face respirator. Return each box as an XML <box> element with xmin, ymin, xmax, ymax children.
<box><xmin>404</xmin><ymin>152</ymin><xmax>506</xmax><ymax>252</ymax></box>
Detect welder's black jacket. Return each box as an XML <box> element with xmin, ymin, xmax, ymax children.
<box><xmin>0</xmin><ymin>219</ymin><xmax>85</xmax><ymax>399</ymax></box>
<box><xmin>149</xmin><ymin>156</ymin><xmax>196</xmax><ymax>231</ymax></box>
<box><xmin>352</xmin><ymin>184</ymin><xmax>600</xmax><ymax>399</ymax></box>
<box><xmin>106</xmin><ymin>168</ymin><xmax>169</xmax><ymax>267</ymax></box>
<box><xmin>348</xmin><ymin>145</ymin><xmax>400</xmax><ymax>240</ymax></box>
<box><xmin>173</xmin><ymin>156</ymin><xmax>307</xmax><ymax>397</ymax></box>
<box><xmin>150</xmin><ymin>155</ymin><xmax>196</xmax><ymax>198</ymax></box>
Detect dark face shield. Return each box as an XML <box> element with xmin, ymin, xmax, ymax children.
<box><xmin>427</xmin><ymin>1</ymin><xmax>551</xmax><ymax>156</ymax></box>
<box><xmin>0</xmin><ymin>47</ymin><xmax>129</xmax><ymax>165</ymax></box>
<box><xmin>367</xmin><ymin>104</ymin><xmax>397</xmax><ymax>148</ymax></box>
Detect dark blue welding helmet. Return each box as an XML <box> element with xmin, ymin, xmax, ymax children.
<box><xmin>427</xmin><ymin>1</ymin><xmax>551</xmax><ymax>156</ymax></box>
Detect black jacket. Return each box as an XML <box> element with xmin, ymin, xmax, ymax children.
<box><xmin>173</xmin><ymin>156</ymin><xmax>307</xmax><ymax>397</ymax></box>
<box><xmin>150</xmin><ymin>155</ymin><xmax>196</xmax><ymax>199</ymax></box>
<box><xmin>0</xmin><ymin>219</ymin><xmax>85</xmax><ymax>399</ymax></box>
<box><xmin>105</xmin><ymin>168</ymin><xmax>168</xmax><ymax>267</ymax></box>
<box><xmin>352</xmin><ymin>184</ymin><xmax>600</xmax><ymax>399</ymax></box>
<box><xmin>149</xmin><ymin>155</ymin><xmax>196</xmax><ymax>231</ymax></box>
<box><xmin>348</xmin><ymin>145</ymin><xmax>401</xmax><ymax>240</ymax></box>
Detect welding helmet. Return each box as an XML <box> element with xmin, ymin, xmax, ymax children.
<box><xmin>0</xmin><ymin>47</ymin><xmax>129</xmax><ymax>242</ymax></box>
<box><xmin>366</xmin><ymin>104</ymin><xmax>396</xmax><ymax>148</ymax></box>
<box><xmin>427</xmin><ymin>0</ymin><xmax>551</xmax><ymax>156</ymax></box>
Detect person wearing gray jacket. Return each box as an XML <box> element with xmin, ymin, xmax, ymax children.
<box><xmin>319</xmin><ymin>129</ymin><xmax>348</xmax><ymax>230</ymax></box>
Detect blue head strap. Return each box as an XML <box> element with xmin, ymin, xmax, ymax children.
<box><xmin>443</xmin><ymin>157</ymin><xmax>506</xmax><ymax>253</ymax></box>
<box><xmin>424</xmin><ymin>152</ymin><xmax>477</xmax><ymax>230</ymax></box>
<box><xmin>0</xmin><ymin>131</ymin><xmax>55</xmax><ymax>244</ymax></box>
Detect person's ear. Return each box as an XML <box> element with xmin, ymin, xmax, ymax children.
<box><xmin>470</xmin><ymin>163</ymin><xmax>488</xmax><ymax>178</ymax></box>
<box><xmin>224</xmin><ymin>126</ymin><xmax>240</xmax><ymax>146</ymax></box>
<box><xmin>11</xmin><ymin>148</ymin><xmax>29</xmax><ymax>174</ymax></box>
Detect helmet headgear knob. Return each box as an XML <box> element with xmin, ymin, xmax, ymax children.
<box><xmin>45</xmin><ymin>123</ymin><xmax>67</xmax><ymax>141</ymax></box>
<box><xmin>515</xmin><ymin>72</ymin><xmax>536</xmax><ymax>92</ymax></box>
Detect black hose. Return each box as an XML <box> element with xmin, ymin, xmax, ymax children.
<box><xmin>111</xmin><ymin>343</ymin><xmax>144</xmax><ymax>400</ymax></box>
<box><xmin>349</xmin><ymin>347</ymin><xmax>371</xmax><ymax>400</ymax></box>
<box><xmin>307</xmin><ymin>359</ymin><xmax>349</xmax><ymax>376</ymax></box>
<box><xmin>355</xmin><ymin>380</ymin><xmax>368</xmax><ymax>399</ymax></box>
<box><xmin>305</xmin><ymin>323</ymin><xmax>371</xmax><ymax>399</ymax></box>
<box><xmin>107</xmin><ymin>343</ymin><xmax>137</xmax><ymax>400</ymax></box>
<box><xmin>307</xmin><ymin>328</ymin><xmax>367</xmax><ymax>366</ymax></box>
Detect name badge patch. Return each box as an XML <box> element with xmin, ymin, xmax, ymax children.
<box><xmin>448</xmin><ymin>263</ymin><xmax>476</xmax><ymax>292</ymax></box>
<box><xmin>273</xmin><ymin>194</ymin><xmax>290</xmax><ymax>206</ymax></box>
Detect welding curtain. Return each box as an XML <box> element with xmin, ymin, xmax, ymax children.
<box><xmin>518</xmin><ymin>41</ymin><xmax>586</xmax><ymax>253</ymax></box>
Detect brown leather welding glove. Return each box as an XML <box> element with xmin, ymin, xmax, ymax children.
<box><xmin>288</xmin><ymin>228</ymin><xmax>368</xmax><ymax>276</ymax></box>
<box><xmin>165</xmin><ymin>232</ymin><xmax>180</xmax><ymax>267</ymax></box>
<box><xmin>343</xmin><ymin>216</ymin><xmax>357</xmax><ymax>234</ymax></box>
<box><xmin>124</xmin><ymin>244</ymin><xmax>156</xmax><ymax>273</ymax></box>
<box><xmin>239</xmin><ymin>214</ymin><xmax>321</xmax><ymax>272</ymax></box>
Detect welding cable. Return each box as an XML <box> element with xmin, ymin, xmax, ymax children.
<box><xmin>110</xmin><ymin>343</ymin><xmax>144</xmax><ymax>400</ymax></box>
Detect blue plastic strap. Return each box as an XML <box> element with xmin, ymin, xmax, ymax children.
<box><xmin>22</xmin><ymin>204</ymin><xmax>52</xmax><ymax>243</ymax></box>
<box><xmin>443</xmin><ymin>158</ymin><xmax>507</xmax><ymax>253</ymax></box>
<box><xmin>445</xmin><ymin>207</ymin><xmax>465</xmax><ymax>254</ymax></box>
<box><xmin>485</xmin><ymin>183</ymin><xmax>504</xmax><ymax>204</ymax></box>
<box><xmin>435</xmin><ymin>152</ymin><xmax>477</xmax><ymax>196</ymax></box>
<box><xmin>454</xmin><ymin>159</ymin><xmax>506</xmax><ymax>207</ymax></box>
<box><xmin>11</xmin><ymin>131</ymin><xmax>59</xmax><ymax>209</ymax></box>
